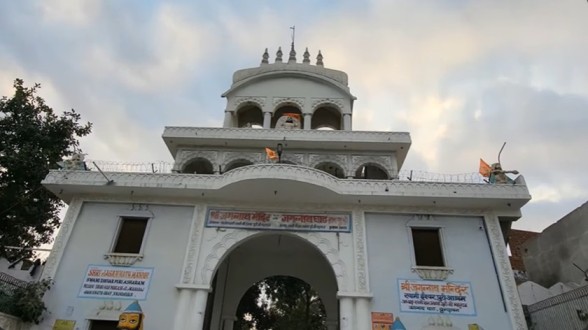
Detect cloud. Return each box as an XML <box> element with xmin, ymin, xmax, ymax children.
<box><xmin>1</xmin><ymin>0</ymin><xmax>587</xmax><ymax>231</ymax></box>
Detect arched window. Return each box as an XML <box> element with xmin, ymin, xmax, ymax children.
<box><xmin>355</xmin><ymin>164</ymin><xmax>389</xmax><ymax>180</ymax></box>
<box><xmin>315</xmin><ymin>162</ymin><xmax>345</xmax><ymax>178</ymax></box>
<box><xmin>312</xmin><ymin>106</ymin><xmax>341</xmax><ymax>130</ymax></box>
<box><xmin>182</xmin><ymin>157</ymin><xmax>214</xmax><ymax>174</ymax></box>
<box><xmin>224</xmin><ymin>159</ymin><xmax>254</xmax><ymax>172</ymax></box>
<box><xmin>272</xmin><ymin>105</ymin><xmax>303</xmax><ymax>128</ymax></box>
<box><xmin>237</xmin><ymin>104</ymin><xmax>263</xmax><ymax>128</ymax></box>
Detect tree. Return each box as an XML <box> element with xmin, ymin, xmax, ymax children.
<box><xmin>0</xmin><ymin>79</ymin><xmax>92</xmax><ymax>258</ymax></box>
<box><xmin>235</xmin><ymin>276</ymin><xmax>327</xmax><ymax>330</ymax></box>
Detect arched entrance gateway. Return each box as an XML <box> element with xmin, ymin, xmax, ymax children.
<box><xmin>203</xmin><ymin>234</ymin><xmax>339</xmax><ymax>329</ymax></box>
<box><xmin>37</xmin><ymin>44</ymin><xmax>530</xmax><ymax>330</ymax></box>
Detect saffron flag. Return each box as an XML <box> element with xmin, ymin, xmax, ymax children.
<box><xmin>265</xmin><ymin>147</ymin><xmax>278</xmax><ymax>160</ymax></box>
<box><xmin>283</xmin><ymin>113</ymin><xmax>301</xmax><ymax>121</ymax></box>
<box><xmin>479</xmin><ymin>159</ymin><xmax>492</xmax><ymax>177</ymax></box>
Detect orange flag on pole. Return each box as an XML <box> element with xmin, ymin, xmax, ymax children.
<box><xmin>265</xmin><ymin>147</ymin><xmax>278</xmax><ymax>161</ymax></box>
<box><xmin>479</xmin><ymin>159</ymin><xmax>492</xmax><ymax>177</ymax></box>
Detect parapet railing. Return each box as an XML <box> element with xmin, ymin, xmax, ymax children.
<box><xmin>83</xmin><ymin>160</ymin><xmax>488</xmax><ymax>184</ymax></box>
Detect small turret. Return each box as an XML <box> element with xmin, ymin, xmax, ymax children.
<box><xmin>303</xmin><ymin>48</ymin><xmax>310</xmax><ymax>64</ymax></box>
<box><xmin>261</xmin><ymin>48</ymin><xmax>269</xmax><ymax>65</ymax></box>
<box><xmin>316</xmin><ymin>50</ymin><xmax>324</xmax><ymax>66</ymax></box>
<box><xmin>275</xmin><ymin>47</ymin><xmax>283</xmax><ymax>63</ymax></box>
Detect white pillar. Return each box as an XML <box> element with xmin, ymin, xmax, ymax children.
<box><xmin>339</xmin><ymin>297</ymin><xmax>354</xmax><ymax>330</ymax></box>
<box><xmin>484</xmin><ymin>215</ymin><xmax>528</xmax><ymax>330</ymax></box>
<box><xmin>263</xmin><ymin>111</ymin><xmax>272</xmax><ymax>128</ymax></box>
<box><xmin>222</xmin><ymin>315</ymin><xmax>237</xmax><ymax>330</ymax></box>
<box><xmin>343</xmin><ymin>113</ymin><xmax>352</xmax><ymax>131</ymax></box>
<box><xmin>355</xmin><ymin>297</ymin><xmax>371</xmax><ymax>330</ymax></box>
<box><xmin>172</xmin><ymin>289</ymin><xmax>191</xmax><ymax>330</ymax></box>
<box><xmin>186</xmin><ymin>289</ymin><xmax>210</xmax><ymax>330</ymax></box>
<box><xmin>326</xmin><ymin>319</ymin><xmax>338</xmax><ymax>330</ymax></box>
<box><xmin>223</xmin><ymin>110</ymin><xmax>234</xmax><ymax>127</ymax></box>
<box><xmin>303</xmin><ymin>113</ymin><xmax>312</xmax><ymax>130</ymax></box>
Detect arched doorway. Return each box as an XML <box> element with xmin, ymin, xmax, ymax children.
<box><xmin>203</xmin><ymin>233</ymin><xmax>339</xmax><ymax>330</ymax></box>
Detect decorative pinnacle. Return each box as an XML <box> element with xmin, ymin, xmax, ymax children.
<box><xmin>316</xmin><ymin>50</ymin><xmax>324</xmax><ymax>66</ymax></box>
<box><xmin>288</xmin><ymin>42</ymin><xmax>296</xmax><ymax>63</ymax></box>
<box><xmin>303</xmin><ymin>47</ymin><xmax>310</xmax><ymax>64</ymax></box>
<box><xmin>261</xmin><ymin>48</ymin><xmax>269</xmax><ymax>65</ymax></box>
<box><xmin>275</xmin><ymin>47</ymin><xmax>283</xmax><ymax>63</ymax></box>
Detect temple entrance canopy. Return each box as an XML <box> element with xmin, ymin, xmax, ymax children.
<box><xmin>204</xmin><ymin>233</ymin><xmax>339</xmax><ymax>330</ymax></box>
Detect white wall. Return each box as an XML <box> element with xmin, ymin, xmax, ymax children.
<box><xmin>38</xmin><ymin>202</ymin><xmax>194</xmax><ymax>330</ymax></box>
<box><xmin>365</xmin><ymin>213</ymin><xmax>512</xmax><ymax>330</ymax></box>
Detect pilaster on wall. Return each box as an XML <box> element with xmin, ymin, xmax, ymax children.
<box><xmin>484</xmin><ymin>214</ymin><xmax>528</xmax><ymax>330</ymax></box>
<box><xmin>42</xmin><ymin>198</ymin><xmax>84</xmax><ymax>280</ymax></box>
<box><xmin>180</xmin><ymin>204</ymin><xmax>207</xmax><ymax>284</ymax></box>
<box><xmin>352</xmin><ymin>210</ymin><xmax>370</xmax><ymax>293</ymax></box>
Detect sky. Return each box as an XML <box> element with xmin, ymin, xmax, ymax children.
<box><xmin>0</xmin><ymin>0</ymin><xmax>587</xmax><ymax>232</ymax></box>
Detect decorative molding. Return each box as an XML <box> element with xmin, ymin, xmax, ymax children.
<box><xmin>197</xmin><ymin>229</ymin><xmax>350</xmax><ymax>291</ymax></box>
<box><xmin>280</xmin><ymin>153</ymin><xmax>304</xmax><ymax>165</ymax></box>
<box><xmin>174</xmin><ymin>150</ymin><xmax>219</xmax><ymax>172</ymax></box>
<box><xmin>411</xmin><ymin>266</ymin><xmax>454</xmax><ymax>281</ymax></box>
<box><xmin>308</xmin><ymin>154</ymin><xmax>348</xmax><ymax>173</ymax></box>
<box><xmin>103</xmin><ymin>253</ymin><xmax>143</xmax><ymax>266</ymax></box>
<box><xmin>311</xmin><ymin>98</ymin><xmax>346</xmax><ymax>112</ymax></box>
<box><xmin>181</xmin><ymin>205</ymin><xmax>205</xmax><ymax>284</ymax></box>
<box><xmin>352</xmin><ymin>210</ymin><xmax>370</xmax><ymax>293</ymax></box>
<box><xmin>272</xmin><ymin>97</ymin><xmax>305</xmax><ymax>111</ymax></box>
<box><xmin>44</xmin><ymin>164</ymin><xmax>531</xmax><ymax>210</ymax></box>
<box><xmin>351</xmin><ymin>155</ymin><xmax>392</xmax><ymax>174</ymax></box>
<box><xmin>42</xmin><ymin>198</ymin><xmax>84</xmax><ymax>280</ymax></box>
<box><xmin>221</xmin><ymin>152</ymin><xmax>262</xmax><ymax>169</ymax></box>
<box><xmin>230</xmin><ymin>63</ymin><xmax>350</xmax><ymax>88</ymax></box>
<box><xmin>485</xmin><ymin>215</ymin><xmax>527</xmax><ymax>330</ymax></box>
<box><xmin>233</xmin><ymin>96</ymin><xmax>266</xmax><ymax>110</ymax></box>
<box><xmin>163</xmin><ymin>126</ymin><xmax>411</xmax><ymax>143</ymax></box>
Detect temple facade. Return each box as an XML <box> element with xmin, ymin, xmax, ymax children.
<box><xmin>36</xmin><ymin>45</ymin><xmax>531</xmax><ymax>330</ymax></box>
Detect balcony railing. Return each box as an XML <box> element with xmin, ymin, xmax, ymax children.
<box><xmin>82</xmin><ymin>160</ymin><xmax>489</xmax><ymax>184</ymax></box>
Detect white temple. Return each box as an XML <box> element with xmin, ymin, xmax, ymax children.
<box><xmin>37</xmin><ymin>44</ymin><xmax>531</xmax><ymax>330</ymax></box>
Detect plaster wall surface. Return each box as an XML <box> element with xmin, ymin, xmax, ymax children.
<box><xmin>227</xmin><ymin>76</ymin><xmax>351</xmax><ymax>113</ymax></box>
<box><xmin>38</xmin><ymin>202</ymin><xmax>194</xmax><ymax>330</ymax></box>
<box><xmin>365</xmin><ymin>213</ymin><xmax>513</xmax><ymax>330</ymax></box>
<box><xmin>523</xmin><ymin>201</ymin><xmax>588</xmax><ymax>287</ymax></box>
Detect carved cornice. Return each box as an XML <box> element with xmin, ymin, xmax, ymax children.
<box><xmin>165</xmin><ymin>126</ymin><xmax>409</xmax><ymax>140</ymax></box>
<box><xmin>485</xmin><ymin>215</ymin><xmax>527</xmax><ymax>330</ymax></box>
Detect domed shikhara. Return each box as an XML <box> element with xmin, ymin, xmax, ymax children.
<box><xmin>163</xmin><ymin>46</ymin><xmax>411</xmax><ymax>182</ymax></box>
<box><xmin>221</xmin><ymin>47</ymin><xmax>356</xmax><ymax>131</ymax></box>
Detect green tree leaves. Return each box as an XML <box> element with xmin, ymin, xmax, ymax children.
<box><xmin>0</xmin><ymin>79</ymin><xmax>92</xmax><ymax>257</ymax></box>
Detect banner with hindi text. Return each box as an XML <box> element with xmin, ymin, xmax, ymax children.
<box><xmin>398</xmin><ymin>279</ymin><xmax>476</xmax><ymax>316</ymax></box>
<box><xmin>206</xmin><ymin>209</ymin><xmax>352</xmax><ymax>233</ymax></box>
